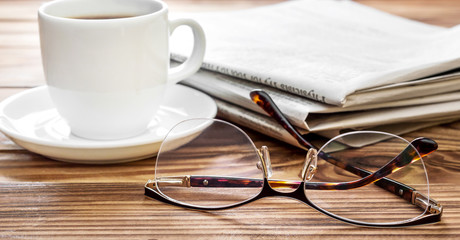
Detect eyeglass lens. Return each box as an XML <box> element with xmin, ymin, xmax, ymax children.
<box><xmin>308</xmin><ymin>131</ymin><xmax>429</xmax><ymax>224</ymax></box>
<box><xmin>155</xmin><ymin>119</ymin><xmax>264</xmax><ymax>208</ymax></box>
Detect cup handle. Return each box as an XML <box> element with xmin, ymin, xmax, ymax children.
<box><xmin>168</xmin><ymin>18</ymin><xmax>206</xmax><ymax>83</ymax></box>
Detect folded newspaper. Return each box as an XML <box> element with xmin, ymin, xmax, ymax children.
<box><xmin>171</xmin><ymin>0</ymin><xmax>460</xmax><ymax>146</ymax></box>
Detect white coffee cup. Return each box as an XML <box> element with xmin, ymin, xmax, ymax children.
<box><xmin>38</xmin><ymin>0</ymin><xmax>205</xmax><ymax>140</ymax></box>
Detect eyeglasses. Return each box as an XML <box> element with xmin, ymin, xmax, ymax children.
<box><xmin>145</xmin><ymin>90</ymin><xmax>443</xmax><ymax>227</ymax></box>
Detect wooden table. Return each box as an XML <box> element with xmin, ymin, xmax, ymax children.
<box><xmin>1</xmin><ymin>0</ymin><xmax>459</xmax><ymax>239</ymax></box>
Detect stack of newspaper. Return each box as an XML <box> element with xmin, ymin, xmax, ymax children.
<box><xmin>171</xmin><ymin>0</ymin><xmax>460</xmax><ymax>148</ymax></box>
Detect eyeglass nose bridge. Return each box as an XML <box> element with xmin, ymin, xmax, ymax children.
<box><xmin>300</xmin><ymin>148</ymin><xmax>318</xmax><ymax>181</ymax></box>
<box><xmin>256</xmin><ymin>146</ymin><xmax>273</xmax><ymax>178</ymax></box>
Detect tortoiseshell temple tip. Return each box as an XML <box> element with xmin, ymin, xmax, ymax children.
<box><xmin>250</xmin><ymin>90</ymin><xmax>265</xmax><ymax>108</ymax></box>
<box><xmin>412</xmin><ymin>137</ymin><xmax>438</xmax><ymax>156</ymax></box>
<box><xmin>249</xmin><ymin>89</ymin><xmax>315</xmax><ymax>150</ymax></box>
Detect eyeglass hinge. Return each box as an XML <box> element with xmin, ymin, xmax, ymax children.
<box><xmin>145</xmin><ymin>179</ymin><xmax>156</xmax><ymax>189</ymax></box>
<box><xmin>411</xmin><ymin>191</ymin><xmax>443</xmax><ymax>215</ymax></box>
<box><xmin>300</xmin><ymin>148</ymin><xmax>318</xmax><ymax>181</ymax></box>
<box><xmin>257</xmin><ymin>146</ymin><xmax>273</xmax><ymax>178</ymax></box>
<box><xmin>153</xmin><ymin>176</ymin><xmax>192</xmax><ymax>188</ymax></box>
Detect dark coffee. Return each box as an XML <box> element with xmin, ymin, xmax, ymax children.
<box><xmin>71</xmin><ymin>15</ymin><xmax>137</xmax><ymax>20</ymax></box>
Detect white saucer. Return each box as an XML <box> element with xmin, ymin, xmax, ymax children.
<box><xmin>0</xmin><ymin>85</ymin><xmax>217</xmax><ymax>164</ymax></box>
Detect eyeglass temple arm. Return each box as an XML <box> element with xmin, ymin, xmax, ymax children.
<box><xmin>250</xmin><ymin>90</ymin><xmax>438</xmax><ymax>186</ymax></box>
<box><xmin>249</xmin><ymin>89</ymin><xmax>442</xmax><ymax>215</ymax></box>
<box><xmin>313</xmin><ymin>144</ymin><xmax>442</xmax><ymax>215</ymax></box>
<box><xmin>155</xmin><ymin>175</ymin><xmax>301</xmax><ymax>189</ymax></box>
<box><xmin>250</xmin><ymin>90</ymin><xmax>315</xmax><ymax>150</ymax></box>
<box><xmin>307</xmin><ymin>137</ymin><xmax>437</xmax><ymax>190</ymax></box>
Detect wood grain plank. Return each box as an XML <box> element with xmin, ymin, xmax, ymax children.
<box><xmin>0</xmin><ymin>182</ymin><xmax>458</xmax><ymax>239</ymax></box>
<box><xmin>0</xmin><ymin>49</ymin><xmax>44</xmax><ymax>87</ymax></box>
<box><xmin>356</xmin><ymin>0</ymin><xmax>460</xmax><ymax>27</ymax></box>
<box><xmin>0</xmin><ymin>123</ymin><xmax>458</xmax><ymax>184</ymax></box>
